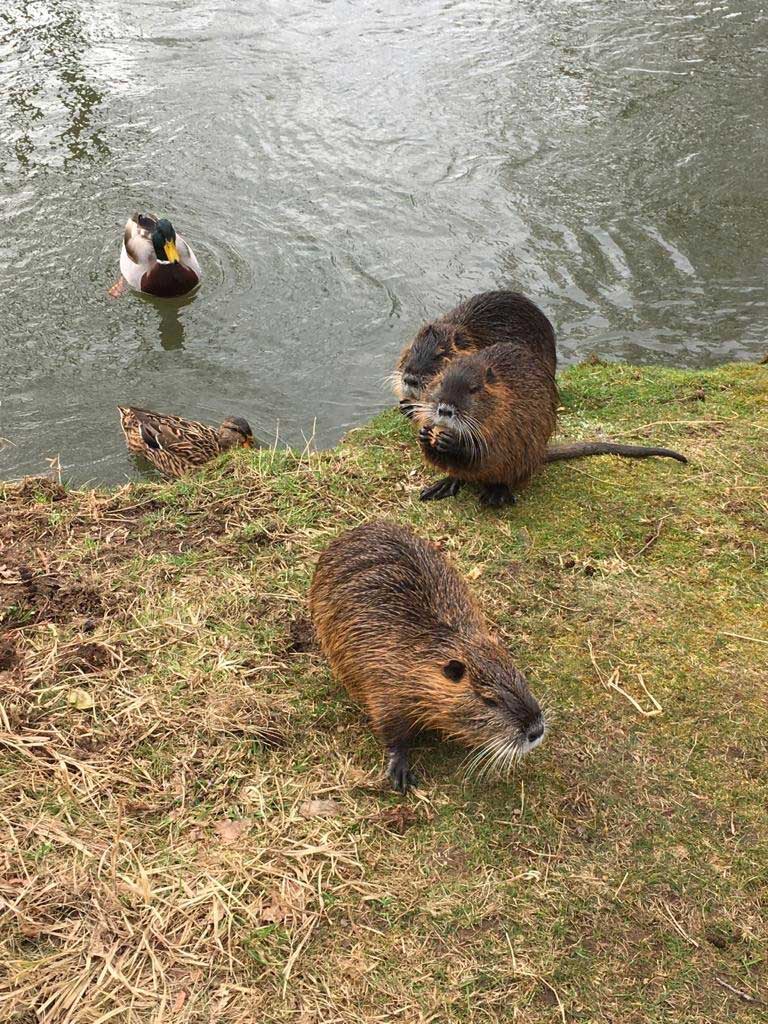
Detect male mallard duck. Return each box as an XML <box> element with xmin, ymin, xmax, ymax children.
<box><xmin>109</xmin><ymin>213</ymin><xmax>201</xmax><ymax>298</ymax></box>
<box><xmin>118</xmin><ymin>407</ymin><xmax>253</xmax><ymax>478</ymax></box>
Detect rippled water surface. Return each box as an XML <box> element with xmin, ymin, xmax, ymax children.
<box><xmin>1</xmin><ymin>0</ymin><xmax>766</xmax><ymax>483</ymax></box>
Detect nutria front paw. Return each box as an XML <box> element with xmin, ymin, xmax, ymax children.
<box><xmin>480</xmin><ymin>484</ymin><xmax>516</xmax><ymax>508</ymax></box>
<box><xmin>420</xmin><ymin>477</ymin><xmax>463</xmax><ymax>502</ymax></box>
<box><xmin>418</xmin><ymin>425</ymin><xmax>435</xmax><ymax>448</ymax></box>
<box><xmin>387</xmin><ymin>747</ymin><xmax>418</xmax><ymax>794</ymax></box>
<box><xmin>433</xmin><ymin>431</ymin><xmax>459</xmax><ymax>455</ymax></box>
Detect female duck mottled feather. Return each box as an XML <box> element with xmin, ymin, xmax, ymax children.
<box><xmin>118</xmin><ymin>407</ymin><xmax>253</xmax><ymax>478</ymax></box>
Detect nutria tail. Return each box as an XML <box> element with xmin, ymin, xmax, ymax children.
<box><xmin>544</xmin><ymin>441</ymin><xmax>687</xmax><ymax>464</ymax></box>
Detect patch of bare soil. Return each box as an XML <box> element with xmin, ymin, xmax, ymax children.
<box><xmin>0</xmin><ymin>637</ymin><xmax>20</xmax><ymax>672</ymax></box>
<box><xmin>285</xmin><ymin>615</ymin><xmax>316</xmax><ymax>654</ymax></box>
<box><xmin>0</xmin><ymin>559</ymin><xmax>106</xmax><ymax>629</ymax></box>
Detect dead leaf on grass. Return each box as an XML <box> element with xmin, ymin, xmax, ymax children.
<box><xmin>262</xmin><ymin>879</ymin><xmax>305</xmax><ymax>923</ymax></box>
<box><xmin>300</xmin><ymin>798</ymin><xmax>341</xmax><ymax>819</ymax></box>
<box><xmin>213</xmin><ymin>818</ymin><xmax>250</xmax><ymax>844</ymax></box>
<box><xmin>172</xmin><ymin>990</ymin><xmax>187</xmax><ymax>1013</ymax></box>
<box><xmin>66</xmin><ymin>687</ymin><xmax>95</xmax><ymax>710</ymax></box>
<box><xmin>375</xmin><ymin>805</ymin><xmax>419</xmax><ymax>834</ymax></box>
<box><xmin>260</xmin><ymin>899</ymin><xmax>288</xmax><ymax>924</ymax></box>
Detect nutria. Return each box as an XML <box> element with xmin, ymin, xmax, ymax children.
<box><xmin>309</xmin><ymin>520</ymin><xmax>545</xmax><ymax>792</ymax></box>
<box><xmin>415</xmin><ymin>344</ymin><xmax>687</xmax><ymax>505</ymax></box>
<box><xmin>393</xmin><ymin>290</ymin><xmax>556</xmax><ymax>415</ymax></box>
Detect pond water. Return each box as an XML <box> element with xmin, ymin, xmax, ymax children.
<box><xmin>1</xmin><ymin>0</ymin><xmax>766</xmax><ymax>484</ymax></box>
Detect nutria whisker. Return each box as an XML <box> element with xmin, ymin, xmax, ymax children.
<box><xmin>538</xmin><ymin>701</ymin><xmax>555</xmax><ymax>727</ymax></box>
<box><xmin>482</xmin><ymin>735</ymin><xmax>514</xmax><ymax>781</ymax></box>
<box><xmin>482</xmin><ymin>738</ymin><xmax>516</xmax><ymax>782</ymax></box>
<box><xmin>458</xmin><ymin>412</ymin><xmax>490</xmax><ymax>459</ymax></box>
<box><xmin>491</xmin><ymin>739</ymin><xmax>518</xmax><ymax>780</ymax></box>
<box><xmin>465</xmin><ymin>733</ymin><xmax>502</xmax><ymax>769</ymax></box>
<box><xmin>474</xmin><ymin>743</ymin><xmax>499</xmax><ymax>783</ymax></box>
<box><xmin>449</xmin><ymin>417</ymin><xmax>479</xmax><ymax>457</ymax></box>
<box><xmin>464</xmin><ymin>736</ymin><xmax>506</xmax><ymax>782</ymax></box>
<box><xmin>408</xmin><ymin>401</ymin><xmax>433</xmax><ymax>420</ymax></box>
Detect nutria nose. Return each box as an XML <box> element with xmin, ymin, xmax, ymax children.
<box><xmin>437</xmin><ymin>403</ymin><xmax>454</xmax><ymax>419</ymax></box>
<box><xmin>527</xmin><ymin>722</ymin><xmax>545</xmax><ymax>744</ymax></box>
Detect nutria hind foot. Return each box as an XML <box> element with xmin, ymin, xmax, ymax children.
<box><xmin>387</xmin><ymin>745</ymin><xmax>418</xmax><ymax>794</ymax></box>
<box><xmin>480</xmin><ymin>483</ymin><xmax>516</xmax><ymax>508</ymax></box>
<box><xmin>420</xmin><ymin>477</ymin><xmax>462</xmax><ymax>502</ymax></box>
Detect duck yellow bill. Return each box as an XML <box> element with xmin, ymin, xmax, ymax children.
<box><xmin>164</xmin><ymin>240</ymin><xmax>180</xmax><ymax>263</ymax></box>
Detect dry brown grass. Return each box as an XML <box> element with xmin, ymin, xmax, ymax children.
<box><xmin>0</xmin><ymin>472</ymin><xmax>371</xmax><ymax>1022</ymax></box>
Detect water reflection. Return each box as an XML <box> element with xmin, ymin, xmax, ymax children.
<box><xmin>133</xmin><ymin>290</ymin><xmax>198</xmax><ymax>351</ymax></box>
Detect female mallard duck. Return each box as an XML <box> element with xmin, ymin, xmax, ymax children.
<box><xmin>109</xmin><ymin>213</ymin><xmax>202</xmax><ymax>298</ymax></box>
<box><xmin>118</xmin><ymin>407</ymin><xmax>253</xmax><ymax>478</ymax></box>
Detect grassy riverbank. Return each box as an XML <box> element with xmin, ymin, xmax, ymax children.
<box><xmin>1</xmin><ymin>362</ymin><xmax>766</xmax><ymax>1023</ymax></box>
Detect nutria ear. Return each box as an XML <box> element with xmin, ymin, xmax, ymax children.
<box><xmin>442</xmin><ymin>659</ymin><xmax>466</xmax><ymax>683</ymax></box>
<box><xmin>485</xmin><ymin>366</ymin><xmax>496</xmax><ymax>384</ymax></box>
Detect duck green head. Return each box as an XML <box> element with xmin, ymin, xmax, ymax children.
<box><xmin>151</xmin><ymin>218</ymin><xmax>180</xmax><ymax>263</ymax></box>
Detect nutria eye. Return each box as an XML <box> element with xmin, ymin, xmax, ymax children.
<box><xmin>442</xmin><ymin>660</ymin><xmax>466</xmax><ymax>683</ymax></box>
<box><xmin>481</xmin><ymin>695</ymin><xmax>499</xmax><ymax>708</ymax></box>
<box><xmin>468</xmin><ymin>384</ymin><xmax>480</xmax><ymax>394</ymax></box>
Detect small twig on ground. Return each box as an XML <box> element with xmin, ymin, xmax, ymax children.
<box><xmin>632</xmin><ymin>514</ymin><xmax>672</xmax><ymax>559</ymax></box>
<box><xmin>588</xmin><ymin>643</ymin><xmax>662</xmax><ymax>717</ymax></box>
<box><xmin>662</xmin><ymin>903</ymin><xmax>699</xmax><ymax>948</ymax></box>
<box><xmin>721</xmin><ymin>632</ymin><xmax>768</xmax><ymax>646</ymax></box>
<box><xmin>586</xmin><ymin>639</ymin><xmax>605</xmax><ymax>686</ymax></box>
<box><xmin>541</xmin><ymin>978</ymin><xmax>567</xmax><ymax>1024</ymax></box>
<box><xmin>715</xmin><ymin>976</ymin><xmax>759</xmax><ymax>1004</ymax></box>
<box><xmin>607</xmin><ymin>668</ymin><xmax>662</xmax><ymax>717</ymax></box>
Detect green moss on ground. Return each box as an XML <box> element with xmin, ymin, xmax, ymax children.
<box><xmin>0</xmin><ymin>363</ymin><xmax>766</xmax><ymax>1023</ymax></box>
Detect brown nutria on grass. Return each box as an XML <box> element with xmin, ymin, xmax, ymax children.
<box><xmin>393</xmin><ymin>290</ymin><xmax>556</xmax><ymax>416</ymax></box>
<box><xmin>309</xmin><ymin>520</ymin><xmax>545</xmax><ymax>793</ymax></box>
<box><xmin>415</xmin><ymin>344</ymin><xmax>687</xmax><ymax>506</ymax></box>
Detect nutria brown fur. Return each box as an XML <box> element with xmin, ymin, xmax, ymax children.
<box><xmin>309</xmin><ymin>521</ymin><xmax>545</xmax><ymax>792</ymax></box>
<box><xmin>393</xmin><ymin>290</ymin><xmax>556</xmax><ymax>415</ymax></box>
<box><xmin>416</xmin><ymin>344</ymin><xmax>687</xmax><ymax>506</ymax></box>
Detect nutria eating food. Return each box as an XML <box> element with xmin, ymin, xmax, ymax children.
<box><xmin>414</xmin><ymin>343</ymin><xmax>687</xmax><ymax>506</ymax></box>
<box><xmin>309</xmin><ymin>520</ymin><xmax>546</xmax><ymax>792</ymax></box>
<box><xmin>393</xmin><ymin>290</ymin><xmax>556</xmax><ymax>416</ymax></box>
